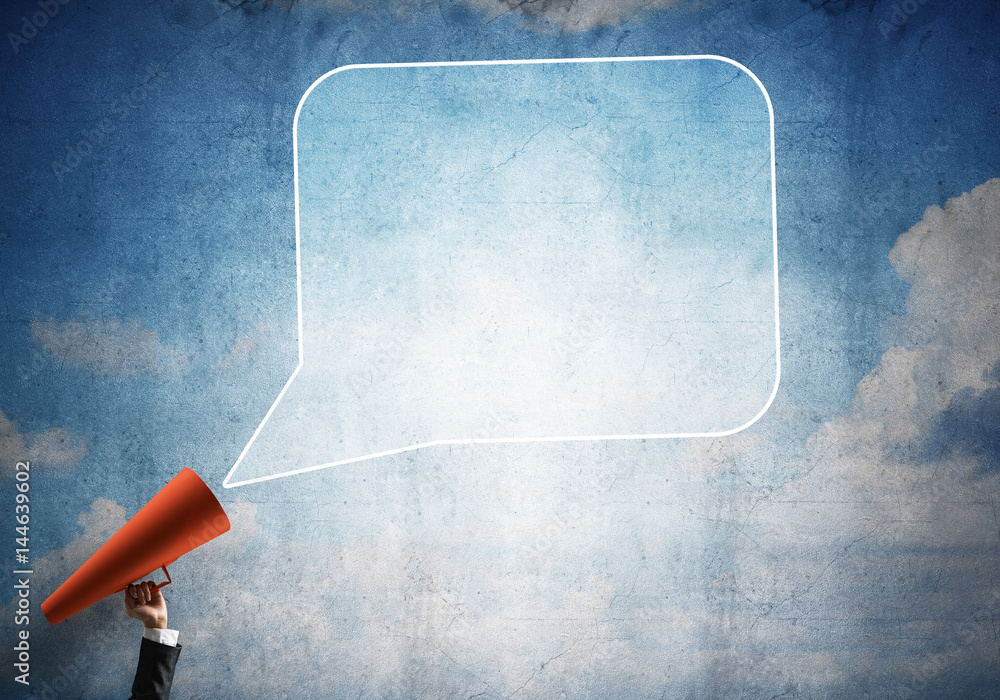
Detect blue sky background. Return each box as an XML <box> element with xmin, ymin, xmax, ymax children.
<box><xmin>1</xmin><ymin>0</ymin><xmax>998</xmax><ymax>698</ymax></box>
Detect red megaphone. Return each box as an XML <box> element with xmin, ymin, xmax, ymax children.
<box><xmin>41</xmin><ymin>467</ymin><xmax>230</xmax><ymax>625</ymax></box>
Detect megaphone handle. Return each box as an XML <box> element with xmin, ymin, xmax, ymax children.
<box><xmin>148</xmin><ymin>564</ymin><xmax>172</xmax><ymax>592</ymax></box>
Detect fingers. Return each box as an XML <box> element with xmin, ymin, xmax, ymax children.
<box><xmin>126</xmin><ymin>580</ymin><xmax>157</xmax><ymax>605</ymax></box>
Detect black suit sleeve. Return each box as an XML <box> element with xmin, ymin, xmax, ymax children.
<box><xmin>128</xmin><ymin>637</ymin><xmax>182</xmax><ymax>700</ymax></box>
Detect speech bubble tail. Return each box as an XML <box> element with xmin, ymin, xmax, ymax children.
<box><xmin>223</xmin><ymin>365</ymin><xmax>303</xmax><ymax>488</ymax></box>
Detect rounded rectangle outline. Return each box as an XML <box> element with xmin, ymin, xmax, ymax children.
<box><xmin>223</xmin><ymin>55</ymin><xmax>780</xmax><ymax>488</ymax></box>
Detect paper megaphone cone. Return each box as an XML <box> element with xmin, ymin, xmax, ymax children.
<box><xmin>41</xmin><ymin>467</ymin><xmax>230</xmax><ymax>625</ymax></box>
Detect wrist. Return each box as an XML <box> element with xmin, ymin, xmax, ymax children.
<box><xmin>143</xmin><ymin>618</ymin><xmax>168</xmax><ymax>629</ymax></box>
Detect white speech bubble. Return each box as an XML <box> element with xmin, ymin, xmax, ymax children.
<box><xmin>223</xmin><ymin>56</ymin><xmax>779</xmax><ymax>488</ymax></box>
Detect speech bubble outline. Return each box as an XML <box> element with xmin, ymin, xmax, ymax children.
<box><xmin>223</xmin><ymin>55</ymin><xmax>780</xmax><ymax>488</ymax></box>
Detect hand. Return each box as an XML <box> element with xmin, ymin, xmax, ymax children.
<box><xmin>124</xmin><ymin>581</ymin><xmax>168</xmax><ymax>630</ymax></box>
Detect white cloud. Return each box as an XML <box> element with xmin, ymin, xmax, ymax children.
<box><xmin>0</xmin><ymin>408</ymin><xmax>89</xmax><ymax>470</ymax></box>
<box><xmin>30</xmin><ymin>314</ymin><xmax>191</xmax><ymax>375</ymax></box>
<box><xmin>457</xmin><ymin>0</ymin><xmax>679</xmax><ymax>33</ymax></box>
<box><xmin>262</xmin><ymin>0</ymin><xmax>678</xmax><ymax>31</ymax></box>
<box><xmin>5</xmin><ymin>497</ymin><xmax>126</xmax><ymax>622</ymax></box>
<box><xmin>209</xmin><ymin>323</ymin><xmax>273</xmax><ymax>376</ymax></box>
<box><xmin>792</xmin><ymin>180</ymin><xmax>1000</xmax><ymax>479</ymax></box>
<box><xmin>760</xmin><ymin>179</ymin><xmax>1000</xmax><ymax>685</ymax></box>
<box><xmin>42</xmin><ymin>499</ymin><xmax>129</xmax><ymax>585</ymax></box>
<box><xmin>883</xmin><ymin>177</ymin><xmax>1000</xmax><ymax>404</ymax></box>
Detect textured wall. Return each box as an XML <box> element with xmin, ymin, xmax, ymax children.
<box><xmin>1</xmin><ymin>1</ymin><xmax>999</xmax><ymax>698</ymax></box>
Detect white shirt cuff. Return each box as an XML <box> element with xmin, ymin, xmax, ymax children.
<box><xmin>142</xmin><ymin>627</ymin><xmax>179</xmax><ymax>647</ymax></box>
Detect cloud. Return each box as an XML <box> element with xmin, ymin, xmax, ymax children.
<box><xmin>29</xmin><ymin>494</ymin><xmax>673</xmax><ymax>699</ymax></box>
<box><xmin>174</xmin><ymin>513</ymin><xmax>695</xmax><ymax>699</ymax></box>
<box><xmin>883</xmin><ymin>177</ymin><xmax>1000</xmax><ymax>405</ymax></box>
<box><xmin>761</xmin><ymin>179</ymin><xmax>1000</xmax><ymax>689</ymax></box>
<box><xmin>30</xmin><ymin>314</ymin><xmax>191</xmax><ymax>375</ymax></box>
<box><xmin>37</xmin><ymin>499</ymin><xmax>129</xmax><ymax>588</ymax></box>
<box><xmin>809</xmin><ymin>179</ymin><xmax>1000</xmax><ymax>471</ymax></box>
<box><xmin>790</xmin><ymin>180</ymin><xmax>1000</xmax><ymax>479</ymax></box>
<box><xmin>0</xmin><ymin>408</ymin><xmax>89</xmax><ymax>470</ymax></box>
<box><xmin>261</xmin><ymin>0</ymin><xmax>678</xmax><ymax>32</ymax></box>
<box><xmin>5</xmin><ymin>498</ymin><xmax>127</xmax><ymax>616</ymax></box>
<box><xmin>171</xmin><ymin>500</ymin><xmax>856</xmax><ymax>698</ymax></box>
<box><xmin>456</xmin><ymin>0</ymin><xmax>679</xmax><ymax>33</ymax></box>
<box><xmin>209</xmin><ymin>323</ymin><xmax>273</xmax><ymax>376</ymax></box>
